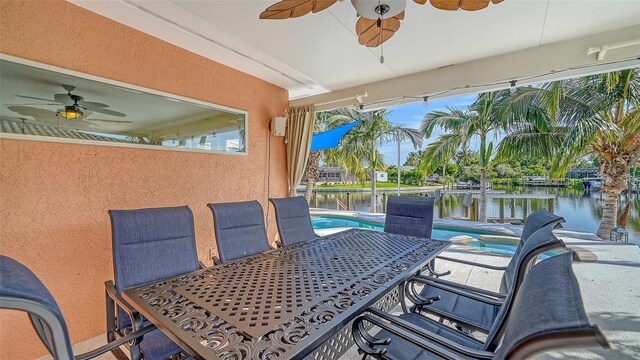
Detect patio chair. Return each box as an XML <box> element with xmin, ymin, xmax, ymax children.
<box><xmin>352</xmin><ymin>252</ymin><xmax>610</xmax><ymax>359</ymax></box>
<box><xmin>405</xmin><ymin>222</ymin><xmax>566</xmax><ymax>335</ymax></box>
<box><xmin>269</xmin><ymin>196</ymin><xmax>318</xmax><ymax>247</ymax></box>
<box><xmin>427</xmin><ymin>209</ymin><xmax>565</xmax><ymax>287</ymax></box>
<box><xmin>106</xmin><ymin>205</ymin><xmax>200</xmax><ymax>360</ymax></box>
<box><xmin>0</xmin><ymin>255</ymin><xmax>156</xmax><ymax>360</ymax></box>
<box><xmin>384</xmin><ymin>196</ymin><xmax>435</xmax><ymax>239</ymax></box>
<box><xmin>208</xmin><ymin>200</ymin><xmax>272</xmax><ymax>263</ymax></box>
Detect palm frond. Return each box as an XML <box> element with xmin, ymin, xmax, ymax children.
<box><xmin>419</xmin><ymin>133</ymin><xmax>463</xmax><ymax>174</ymax></box>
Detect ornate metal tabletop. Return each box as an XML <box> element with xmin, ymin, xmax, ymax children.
<box><xmin>122</xmin><ymin>228</ymin><xmax>449</xmax><ymax>360</ymax></box>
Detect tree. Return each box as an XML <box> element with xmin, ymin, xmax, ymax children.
<box><xmin>303</xmin><ymin>110</ymin><xmax>354</xmax><ymax>202</ymax></box>
<box><xmin>420</xmin><ymin>92</ymin><xmax>509</xmax><ymax>222</ymax></box>
<box><xmin>322</xmin><ymin>108</ymin><xmax>422</xmax><ymax>212</ymax></box>
<box><xmin>404</xmin><ymin>150</ymin><xmax>425</xmax><ymax>167</ymax></box>
<box><xmin>497</xmin><ymin>69</ymin><xmax>640</xmax><ymax>238</ymax></box>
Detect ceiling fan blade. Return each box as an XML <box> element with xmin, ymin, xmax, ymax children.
<box><xmin>260</xmin><ymin>0</ymin><xmax>336</xmax><ymax>19</ymax></box>
<box><xmin>427</xmin><ymin>0</ymin><xmax>497</xmax><ymax>11</ymax></box>
<box><xmin>6</xmin><ymin>106</ymin><xmax>59</xmax><ymax>125</ymax></box>
<box><xmin>80</xmin><ymin>120</ymin><xmax>107</xmax><ymax>129</ymax></box>
<box><xmin>89</xmin><ymin>119</ymin><xmax>133</xmax><ymax>124</ymax></box>
<box><xmin>54</xmin><ymin>93</ymin><xmax>74</xmax><ymax>105</ymax></box>
<box><xmin>79</xmin><ymin>101</ymin><xmax>109</xmax><ymax>108</ymax></box>
<box><xmin>3</xmin><ymin>103</ymin><xmax>59</xmax><ymax>106</ymax></box>
<box><xmin>15</xmin><ymin>95</ymin><xmax>59</xmax><ymax>103</ymax></box>
<box><xmin>89</xmin><ymin>107</ymin><xmax>127</xmax><ymax>117</ymax></box>
<box><xmin>356</xmin><ymin>12</ymin><xmax>403</xmax><ymax>48</ymax></box>
<box><xmin>61</xmin><ymin>84</ymin><xmax>76</xmax><ymax>93</ymax></box>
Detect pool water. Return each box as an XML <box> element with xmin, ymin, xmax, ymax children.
<box><xmin>467</xmin><ymin>240</ymin><xmax>519</xmax><ymax>256</ymax></box>
<box><xmin>311</xmin><ymin>215</ymin><xmax>564</xmax><ymax>257</ymax></box>
<box><xmin>468</xmin><ymin>240</ymin><xmax>563</xmax><ymax>258</ymax></box>
<box><xmin>311</xmin><ymin>216</ymin><xmax>488</xmax><ymax>241</ymax></box>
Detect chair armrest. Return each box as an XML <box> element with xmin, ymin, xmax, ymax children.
<box><xmin>425</xmin><ymin>262</ymin><xmax>451</xmax><ymax>278</ymax></box>
<box><xmin>418</xmin><ymin>276</ymin><xmax>507</xmax><ymax>300</ymax></box>
<box><xmin>352</xmin><ymin>310</ymin><xmax>493</xmax><ymax>360</ymax></box>
<box><xmin>104</xmin><ymin>281</ymin><xmax>144</xmax><ymax>332</ymax></box>
<box><xmin>75</xmin><ymin>324</ymin><xmax>155</xmax><ymax>360</ymax></box>
<box><xmin>436</xmin><ymin>255</ymin><xmax>508</xmax><ymax>271</ymax></box>
<box><xmin>406</xmin><ymin>277</ymin><xmax>504</xmax><ymax>307</ymax></box>
<box><xmin>198</xmin><ymin>261</ymin><xmax>207</xmax><ymax>269</ymax></box>
<box><xmin>275</xmin><ymin>240</ymin><xmax>284</xmax><ymax>248</ymax></box>
<box><xmin>212</xmin><ymin>256</ymin><xmax>221</xmax><ymax>265</ymax></box>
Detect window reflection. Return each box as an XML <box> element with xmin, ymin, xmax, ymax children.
<box><xmin>0</xmin><ymin>59</ymin><xmax>247</xmax><ymax>154</ymax></box>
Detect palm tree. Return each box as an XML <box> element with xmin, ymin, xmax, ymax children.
<box><xmin>420</xmin><ymin>92</ymin><xmax>509</xmax><ymax>222</ymax></box>
<box><xmin>404</xmin><ymin>150</ymin><xmax>426</xmax><ymax>166</ymax></box>
<box><xmin>497</xmin><ymin>69</ymin><xmax>640</xmax><ymax>238</ymax></box>
<box><xmin>321</xmin><ymin>108</ymin><xmax>422</xmax><ymax>212</ymax></box>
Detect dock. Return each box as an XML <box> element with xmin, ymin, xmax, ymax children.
<box><xmin>467</xmin><ymin>193</ymin><xmax>557</xmax><ymax>223</ymax></box>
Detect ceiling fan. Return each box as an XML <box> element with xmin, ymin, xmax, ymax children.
<box><xmin>260</xmin><ymin>0</ymin><xmax>504</xmax><ymax>48</ymax></box>
<box><xmin>14</xmin><ymin>85</ymin><xmax>128</xmax><ymax>120</ymax></box>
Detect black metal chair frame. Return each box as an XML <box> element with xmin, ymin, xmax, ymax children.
<box><xmin>352</xmin><ymin>307</ymin><xmax>608</xmax><ymax>360</ymax></box>
<box><xmin>2</xmin><ymin>283</ymin><xmax>154</xmax><ymax>360</ymax></box>
<box><xmin>352</xmin><ymin>252</ymin><xmax>610</xmax><ymax>360</ymax></box>
<box><xmin>404</xmin><ymin>233</ymin><xmax>568</xmax><ymax>336</ymax></box>
<box><xmin>105</xmin><ymin>263</ymin><xmax>205</xmax><ymax>360</ymax></box>
<box><xmin>105</xmin><ymin>206</ymin><xmax>205</xmax><ymax>360</ymax></box>
<box><xmin>425</xmin><ymin>210</ymin><xmax>565</xmax><ymax>279</ymax></box>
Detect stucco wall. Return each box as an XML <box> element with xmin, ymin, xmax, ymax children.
<box><xmin>0</xmin><ymin>1</ymin><xmax>289</xmax><ymax>358</ymax></box>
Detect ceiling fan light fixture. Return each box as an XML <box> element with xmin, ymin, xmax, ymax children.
<box><xmin>351</xmin><ymin>0</ymin><xmax>405</xmax><ymax>19</ymax></box>
<box><xmin>57</xmin><ymin>106</ymin><xmax>83</xmax><ymax>119</ymax></box>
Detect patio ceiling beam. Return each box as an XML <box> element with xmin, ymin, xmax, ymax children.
<box><xmin>292</xmin><ymin>25</ymin><xmax>640</xmax><ymax>112</ymax></box>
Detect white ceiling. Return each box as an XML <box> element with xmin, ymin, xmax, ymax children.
<box><xmin>72</xmin><ymin>0</ymin><xmax>640</xmax><ymax>100</ymax></box>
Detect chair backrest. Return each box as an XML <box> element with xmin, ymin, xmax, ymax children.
<box><xmin>208</xmin><ymin>200</ymin><xmax>271</xmax><ymax>263</ymax></box>
<box><xmin>484</xmin><ymin>223</ymin><xmax>566</xmax><ymax>349</ymax></box>
<box><xmin>521</xmin><ymin>209</ymin><xmax>565</xmax><ymax>243</ymax></box>
<box><xmin>109</xmin><ymin>206</ymin><xmax>199</xmax><ymax>292</ymax></box>
<box><xmin>269</xmin><ymin>196</ymin><xmax>317</xmax><ymax>246</ymax></box>
<box><xmin>490</xmin><ymin>252</ymin><xmax>609</xmax><ymax>359</ymax></box>
<box><xmin>384</xmin><ymin>196</ymin><xmax>435</xmax><ymax>239</ymax></box>
<box><xmin>0</xmin><ymin>256</ymin><xmax>75</xmax><ymax>360</ymax></box>
<box><xmin>500</xmin><ymin>209</ymin><xmax>565</xmax><ymax>293</ymax></box>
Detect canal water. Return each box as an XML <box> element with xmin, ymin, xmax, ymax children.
<box><xmin>301</xmin><ymin>186</ymin><xmax>640</xmax><ymax>245</ymax></box>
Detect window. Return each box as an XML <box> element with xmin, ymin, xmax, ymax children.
<box><xmin>0</xmin><ymin>58</ymin><xmax>247</xmax><ymax>154</ymax></box>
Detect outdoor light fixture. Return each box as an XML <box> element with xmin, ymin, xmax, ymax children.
<box><xmin>57</xmin><ymin>106</ymin><xmax>83</xmax><ymax>119</ymax></box>
<box><xmin>423</xmin><ymin>96</ymin><xmax>429</xmax><ymax>107</ymax></box>
<box><xmin>510</xmin><ymin>80</ymin><xmax>517</xmax><ymax>93</ymax></box>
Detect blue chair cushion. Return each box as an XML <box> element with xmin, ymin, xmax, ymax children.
<box><xmin>270</xmin><ymin>197</ymin><xmax>317</xmax><ymax>246</ymax></box>
<box><xmin>417</xmin><ymin>286</ymin><xmax>500</xmax><ymax>332</ymax></box>
<box><xmin>139</xmin><ymin>328</ymin><xmax>184</xmax><ymax>360</ymax></box>
<box><xmin>209</xmin><ymin>201</ymin><xmax>271</xmax><ymax>263</ymax></box>
<box><xmin>384</xmin><ymin>197</ymin><xmax>435</xmax><ymax>239</ymax></box>
<box><xmin>0</xmin><ymin>256</ymin><xmax>62</xmax><ymax>317</ymax></box>
<box><xmin>109</xmin><ymin>206</ymin><xmax>199</xmax><ymax>292</ymax></box>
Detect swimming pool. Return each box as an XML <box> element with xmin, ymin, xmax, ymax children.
<box><xmin>311</xmin><ymin>215</ymin><xmax>490</xmax><ymax>241</ymax></box>
<box><xmin>311</xmin><ymin>215</ymin><xmax>563</xmax><ymax>257</ymax></box>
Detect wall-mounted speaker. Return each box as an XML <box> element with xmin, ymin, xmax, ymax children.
<box><xmin>271</xmin><ymin>116</ymin><xmax>286</xmax><ymax>137</ymax></box>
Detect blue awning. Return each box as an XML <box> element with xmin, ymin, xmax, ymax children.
<box><xmin>310</xmin><ymin>121</ymin><xmax>360</xmax><ymax>151</ymax></box>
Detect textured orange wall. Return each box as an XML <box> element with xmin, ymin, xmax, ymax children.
<box><xmin>0</xmin><ymin>1</ymin><xmax>288</xmax><ymax>358</ymax></box>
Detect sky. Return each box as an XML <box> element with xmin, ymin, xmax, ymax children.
<box><xmin>379</xmin><ymin>94</ymin><xmax>479</xmax><ymax>166</ymax></box>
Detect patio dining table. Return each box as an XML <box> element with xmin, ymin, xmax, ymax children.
<box><xmin>122</xmin><ymin>228</ymin><xmax>450</xmax><ymax>360</ymax></box>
